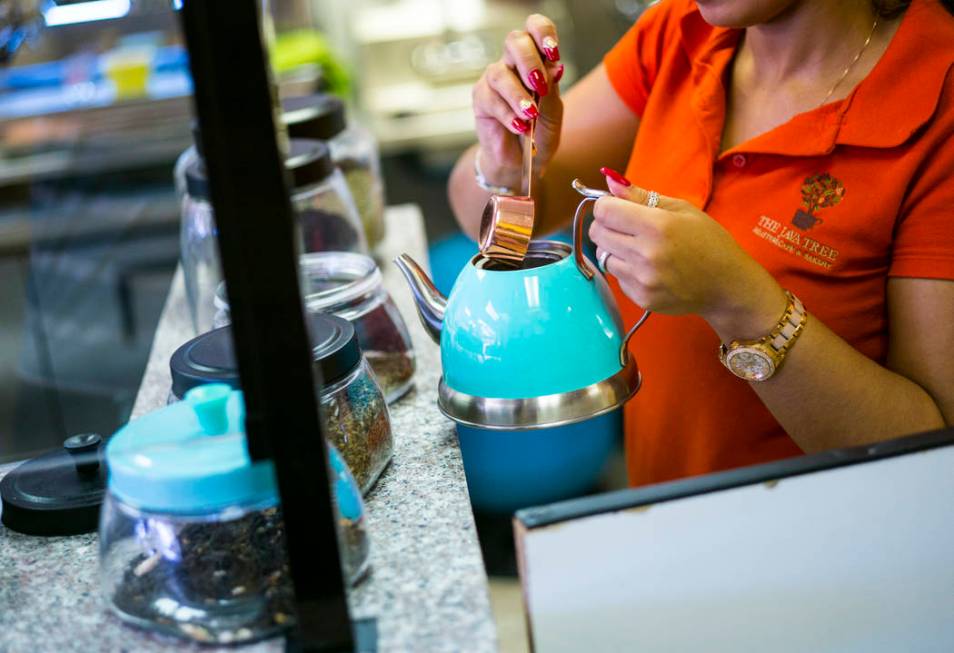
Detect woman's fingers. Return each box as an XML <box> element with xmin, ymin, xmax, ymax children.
<box><xmin>503</xmin><ymin>30</ymin><xmax>550</xmax><ymax>96</ymax></box>
<box><xmin>596</xmin><ymin>245</ymin><xmax>659</xmax><ymax>293</ymax></box>
<box><xmin>484</xmin><ymin>61</ymin><xmax>541</xmax><ymax>123</ymax></box>
<box><xmin>473</xmin><ymin>75</ymin><xmax>533</xmax><ymax>135</ymax></box>
<box><xmin>590</xmin><ymin>221</ymin><xmax>643</xmax><ymax>261</ymax></box>
<box><xmin>599</xmin><ymin>167</ymin><xmax>682</xmax><ymax>210</ymax></box>
<box><xmin>525</xmin><ymin>14</ymin><xmax>560</xmax><ymax>62</ymax></box>
<box><xmin>593</xmin><ymin>196</ymin><xmax>663</xmax><ymax>237</ymax></box>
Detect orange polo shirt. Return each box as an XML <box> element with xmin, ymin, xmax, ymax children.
<box><xmin>603</xmin><ymin>0</ymin><xmax>954</xmax><ymax>486</ymax></box>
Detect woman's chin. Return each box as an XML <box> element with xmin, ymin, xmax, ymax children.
<box><xmin>695</xmin><ymin>0</ymin><xmax>798</xmax><ymax>29</ymax></box>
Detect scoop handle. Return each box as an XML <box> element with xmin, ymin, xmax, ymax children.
<box><xmin>522</xmin><ymin>92</ymin><xmax>539</xmax><ymax>197</ymax></box>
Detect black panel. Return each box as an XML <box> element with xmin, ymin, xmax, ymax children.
<box><xmin>177</xmin><ymin>1</ymin><xmax>355</xmax><ymax>650</ymax></box>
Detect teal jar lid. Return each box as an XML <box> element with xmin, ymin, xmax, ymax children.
<box><xmin>107</xmin><ymin>384</ymin><xmax>366</xmax><ymax>519</ymax></box>
<box><xmin>106</xmin><ymin>384</ymin><xmax>278</xmax><ymax>514</ymax></box>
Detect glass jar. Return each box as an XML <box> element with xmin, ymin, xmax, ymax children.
<box><xmin>285</xmin><ymin>94</ymin><xmax>386</xmax><ymax>250</ymax></box>
<box><xmin>180</xmin><ymin>139</ymin><xmax>367</xmax><ymax>335</ymax></box>
<box><xmin>213</xmin><ymin>253</ymin><xmax>415</xmax><ymax>404</ymax></box>
<box><xmin>289</xmin><ymin>139</ymin><xmax>367</xmax><ymax>255</ymax></box>
<box><xmin>169</xmin><ymin>315</ymin><xmax>393</xmax><ymax>493</ymax></box>
<box><xmin>100</xmin><ymin>385</ymin><xmax>370</xmax><ymax>645</ymax></box>
<box><xmin>173</xmin><ymin>143</ymin><xmax>198</xmax><ymax>198</ymax></box>
<box><xmin>181</xmin><ymin>164</ymin><xmax>218</xmax><ymax>335</ymax></box>
<box><xmin>304</xmin><ymin>253</ymin><xmax>415</xmax><ymax>403</ymax></box>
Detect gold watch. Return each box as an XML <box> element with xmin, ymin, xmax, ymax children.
<box><xmin>719</xmin><ymin>291</ymin><xmax>807</xmax><ymax>382</ymax></box>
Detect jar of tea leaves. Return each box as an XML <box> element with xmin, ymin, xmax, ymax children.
<box><xmin>169</xmin><ymin>315</ymin><xmax>393</xmax><ymax>494</ymax></box>
<box><xmin>100</xmin><ymin>384</ymin><xmax>370</xmax><ymax>646</ymax></box>
<box><xmin>303</xmin><ymin>252</ymin><xmax>415</xmax><ymax>403</ymax></box>
<box><xmin>213</xmin><ymin>253</ymin><xmax>416</xmax><ymax>404</ymax></box>
<box><xmin>285</xmin><ymin>94</ymin><xmax>386</xmax><ymax>251</ymax></box>
<box><xmin>287</xmin><ymin>138</ymin><xmax>368</xmax><ymax>256</ymax></box>
<box><xmin>179</xmin><ymin>139</ymin><xmax>366</xmax><ymax>335</ymax></box>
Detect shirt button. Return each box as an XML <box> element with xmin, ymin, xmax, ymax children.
<box><xmin>732</xmin><ymin>154</ymin><xmax>747</xmax><ymax>168</ymax></box>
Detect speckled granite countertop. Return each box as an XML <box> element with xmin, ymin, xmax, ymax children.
<box><xmin>0</xmin><ymin>205</ymin><xmax>498</xmax><ymax>653</ymax></box>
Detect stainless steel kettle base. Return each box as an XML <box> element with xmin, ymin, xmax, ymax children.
<box><xmin>437</xmin><ymin>359</ymin><xmax>641</xmax><ymax>431</ymax></box>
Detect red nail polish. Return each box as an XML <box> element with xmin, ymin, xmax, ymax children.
<box><xmin>553</xmin><ymin>64</ymin><xmax>565</xmax><ymax>84</ymax></box>
<box><xmin>528</xmin><ymin>68</ymin><xmax>549</xmax><ymax>96</ymax></box>
<box><xmin>520</xmin><ymin>99</ymin><xmax>539</xmax><ymax>119</ymax></box>
<box><xmin>600</xmin><ymin>166</ymin><xmax>632</xmax><ymax>187</ymax></box>
<box><xmin>511</xmin><ymin>117</ymin><xmax>530</xmax><ymax>134</ymax></box>
<box><xmin>542</xmin><ymin>37</ymin><xmax>560</xmax><ymax>62</ymax></box>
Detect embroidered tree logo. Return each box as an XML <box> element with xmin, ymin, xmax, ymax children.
<box><xmin>793</xmin><ymin>173</ymin><xmax>845</xmax><ymax>230</ymax></box>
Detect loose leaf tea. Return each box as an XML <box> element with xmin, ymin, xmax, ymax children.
<box><xmin>299</xmin><ymin>207</ymin><xmax>364</xmax><ymax>253</ymax></box>
<box><xmin>109</xmin><ymin>506</ymin><xmax>369</xmax><ymax>645</ymax></box>
<box><xmin>339</xmin><ymin>157</ymin><xmax>386</xmax><ymax>249</ymax></box>
<box><xmin>320</xmin><ymin>363</ymin><xmax>393</xmax><ymax>494</ymax></box>
<box><xmin>365</xmin><ymin>350</ymin><xmax>415</xmax><ymax>403</ymax></box>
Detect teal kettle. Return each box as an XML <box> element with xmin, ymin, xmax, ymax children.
<box><xmin>395</xmin><ymin>181</ymin><xmax>649</xmax><ymax>512</ymax></box>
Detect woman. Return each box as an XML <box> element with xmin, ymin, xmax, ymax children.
<box><xmin>448</xmin><ymin>0</ymin><xmax>954</xmax><ymax>486</ymax></box>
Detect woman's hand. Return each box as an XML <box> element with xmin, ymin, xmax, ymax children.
<box><xmin>590</xmin><ymin>168</ymin><xmax>788</xmax><ymax>341</ymax></box>
<box><xmin>472</xmin><ymin>14</ymin><xmax>565</xmax><ymax>190</ymax></box>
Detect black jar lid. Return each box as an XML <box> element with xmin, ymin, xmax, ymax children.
<box><xmin>184</xmin><ymin>139</ymin><xmax>332</xmax><ymax>200</ymax></box>
<box><xmin>283</xmin><ymin>93</ymin><xmax>347</xmax><ymax>141</ymax></box>
<box><xmin>287</xmin><ymin>138</ymin><xmax>334</xmax><ymax>188</ymax></box>
<box><xmin>0</xmin><ymin>434</ymin><xmax>107</xmax><ymax>536</ymax></box>
<box><xmin>170</xmin><ymin>314</ymin><xmax>362</xmax><ymax>400</ymax></box>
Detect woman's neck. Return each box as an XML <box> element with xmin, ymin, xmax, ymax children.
<box><xmin>742</xmin><ymin>1</ymin><xmax>880</xmax><ymax>85</ymax></box>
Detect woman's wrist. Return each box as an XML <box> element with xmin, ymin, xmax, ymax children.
<box><xmin>703</xmin><ymin>264</ymin><xmax>789</xmax><ymax>344</ymax></box>
<box><xmin>474</xmin><ymin>147</ymin><xmax>523</xmax><ymax>192</ymax></box>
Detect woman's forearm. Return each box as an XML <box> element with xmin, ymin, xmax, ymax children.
<box><xmin>705</xmin><ymin>274</ymin><xmax>947</xmax><ymax>453</ymax></box>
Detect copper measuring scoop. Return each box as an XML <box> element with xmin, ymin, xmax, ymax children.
<box><xmin>478</xmin><ymin>95</ymin><xmax>539</xmax><ymax>266</ymax></box>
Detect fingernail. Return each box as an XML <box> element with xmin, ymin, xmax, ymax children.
<box><xmin>600</xmin><ymin>166</ymin><xmax>632</xmax><ymax>187</ymax></box>
<box><xmin>553</xmin><ymin>64</ymin><xmax>565</xmax><ymax>84</ymax></box>
<box><xmin>528</xmin><ymin>68</ymin><xmax>549</xmax><ymax>96</ymax></box>
<box><xmin>542</xmin><ymin>36</ymin><xmax>560</xmax><ymax>62</ymax></box>
<box><xmin>511</xmin><ymin>117</ymin><xmax>530</xmax><ymax>134</ymax></box>
<box><xmin>519</xmin><ymin>99</ymin><xmax>539</xmax><ymax>119</ymax></box>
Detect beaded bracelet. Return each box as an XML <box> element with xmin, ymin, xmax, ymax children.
<box><xmin>474</xmin><ymin>149</ymin><xmax>519</xmax><ymax>196</ymax></box>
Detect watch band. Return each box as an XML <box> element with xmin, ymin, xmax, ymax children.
<box><xmin>474</xmin><ymin>149</ymin><xmax>519</xmax><ymax>196</ymax></box>
<box><xmin>719</xmin><ymin>290</ymin><xmax>808</xmax><ymax>379</ymax></box>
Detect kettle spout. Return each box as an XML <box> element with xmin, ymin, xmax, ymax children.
<box><xmin>393</xmin><ymin>254</ymin><xmax>446</xmax><ymax>345</ymax></box>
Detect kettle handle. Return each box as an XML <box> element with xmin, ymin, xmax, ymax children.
<box><xmin>619</xmin><ymin>308</ymin><xmax>651</xmax><ymax>367</ymax></box>
<box><xmin>570</xmin><ymin>179</ymin><xmax>610</xmax><ymax>280</ymax></box>
<box><xmin>570</xmin><ymin>179</ymin><xmax>652</xmax><ymax>366</ymax></box>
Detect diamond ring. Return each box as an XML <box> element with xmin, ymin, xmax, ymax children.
<box><xmin>646</xmin><ymin>190</ymin><xmax>660</xmax><ymax>209</ymax></box>
<box><xmin>598</xmin><ymin>250</ymin><xmax>612</xmax><ymax>274</ymax></box>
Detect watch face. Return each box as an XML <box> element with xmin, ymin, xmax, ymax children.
<box><xmin>726</xmin><ymin>348</ymin><xmax>776</xmax><ymax>381</ymax></box>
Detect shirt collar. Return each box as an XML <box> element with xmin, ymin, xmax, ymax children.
<box><xmin>678</xmin><ymin>0</ymin><xmax>954</xmax><ymax>157</ymax></box>
<box><xmin>836</xmin><ymin>0</ymin><xmax>954</xmax><ymax>148</ymax></box>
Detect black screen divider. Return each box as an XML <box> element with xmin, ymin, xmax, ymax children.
<box><xmin>177</xmin><ymin>2</ymin><xmax>356</xmax><ymax>650</ymax></box>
